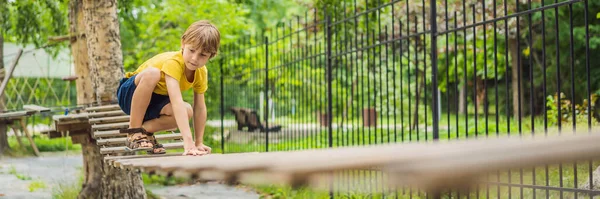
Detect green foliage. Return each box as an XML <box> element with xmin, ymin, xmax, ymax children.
<box><xmin>7</xmin><ymin>136</ymin><xmax>80</xmax><ymax>157</ymax></box>
<box><xmin>546</xmin><ymin>92</ymin><xmax>599</xmax><ymax>126</ymax></box>
<box><xmin>9</xmin><ymin>166</ymin><xmax>32</xmax><ymax>180</ymax></box>
<box><xmin>28</xmin><ymin>180</ymin><xmax>47</xmax><ymax>192</ymax></box>
<box><xmin>51</xmin><ymin>167</ymin><xmax>84</xmax><ymax>199</ymax></box>
<box><xmin>1</xmin><ymin>0</ymin><xmax>69</xmax><ymax>55</ymax></box>
<box><xmin>252</xmin><ymin>184</ymin><xmax>330</xmax><ymax>199</ymax></box>
<box><xmin>142</xmin><ymin>173</ymin><xmax>188</xmax><ymax>186</ymax></box>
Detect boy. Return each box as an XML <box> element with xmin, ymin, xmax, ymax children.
<box><xmin>117</xmin><ymin>20</ymin><xmax>220</xmax><ymax>156</ymax></box>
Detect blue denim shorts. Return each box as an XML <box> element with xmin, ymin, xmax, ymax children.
<box><xmin>117</xmin><ymin>74</ymin><xmax>170</xmax><ymax>122</ymax></box>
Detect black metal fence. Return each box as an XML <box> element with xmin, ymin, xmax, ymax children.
<box><xmin>217</xmin><ymin>0</ymin><xmax>599</xmax><ymax>197</ymax></box>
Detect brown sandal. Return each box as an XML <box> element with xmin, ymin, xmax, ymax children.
<box><xmin>121</xmin><ymin>128</ymin><xmax>153</xmax><ymax>152</ymax></box>
<box><xmin>146</xmin><ymin>133</ymin><xmax>166</xmax><ymax>154</ymax></box>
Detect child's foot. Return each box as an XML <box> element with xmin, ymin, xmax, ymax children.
<box><xmin>146</xmin><ymin>134</ymin><xmax>166</xmax><ymax>154</ymax></box>
<box><xmin>121</xmin><ymin>128</ymin><xmax>153</xmax><ymax>151</ymax></box>
<box><xmin>126</xmin><ymin>132</ymin><xmax>153</xmax><ymax>151</ymax></box>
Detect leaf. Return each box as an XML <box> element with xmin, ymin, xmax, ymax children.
<box><xmin>597</xmin><ymin>12</ymin><xmax>600</xmax><ymax>19</ymax></box>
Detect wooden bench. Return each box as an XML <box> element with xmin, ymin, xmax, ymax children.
<box><xmin>230</xmin><ymin>107</ymin><xmax>250</xmax><ymax>131</ymax></box>
<box><xmin>244</xmin><ymin>109</ymin><xmax>281</xmax><ymax>133</ymax></box>
<box><xmin>52</xmin><ymin>103</ymin><xmax>185</xmax><ymax>157</ymax></box>
<box><xmin>230</xmin><ymin>107</ymin><xmax>281</xmax><ymax>133</ymax></box>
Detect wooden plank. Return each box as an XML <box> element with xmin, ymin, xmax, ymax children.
<box><xmin>53</xmin><ymin>113</ymin><xmax>88</xmax><ymax>123</ymax></box>
<box><xmin>104</xmin><ymin>153</ymin><xmax>182</xmax><ymax>166</ymax></box>
<box><xmin>55</xmin><ymin>122</ymin><xmax>90</xmax><ymax>133</ymax></box>
<box><xmin>85</xmin><ymin>104</ymin><xmax>121</xmax><ymax>112</ymax></box>
<box><xmin>109</xmin><ymin>132</ymin><xmax>600</xmax><ymax>192</ymax></box>
<box><xmin>23</xmin><ymin>104</ymin><xmax>51</xmax><ymax>113</ymax></box>
<box><xmin>0</xmin><ymin>111</ymin><xmax>30</xmax><ymax>119</ymax></box>
<box><xmin>93</xmin><ymin>130</ymin><xmax>122</xmax><ymax>138</ymax></box>
<box><xmin>100</xmin><ymin>142</ymin><xmax>184</xmax><ymax>154</ymax></box>
<box><xmin>87</xmin><ymin>110</ymin><xmax>126</xmax><ymax>118</ymax></box>
<box><xmin>89</xmin><ymin>115</ymin><xmax>130</xmax><ymax>124</ymax></box>
<box><xmin>97</xmin><ymin>133</ymin><xmax>183</xmax><ymax>146</ymax></box>
<box><xmin>91</xmin><ymin>122</ymin><xmax>129</xmax><ymax>131</ymax></box>
<box><xmin>93</xmin><ymin>128</ymin><xmax>179</xmax><ymax>139</ymax></box>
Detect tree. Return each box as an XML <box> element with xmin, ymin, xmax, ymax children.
<box><xmin>76</xmin><ymin>0</ymin><xmax>144</xmax><ymax>198</ymax></box>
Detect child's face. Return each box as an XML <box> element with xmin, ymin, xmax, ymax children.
<box><xmin>181</xmin><ymin>44</ymin><xmax>211</xmax><ymax>70</ymax></box>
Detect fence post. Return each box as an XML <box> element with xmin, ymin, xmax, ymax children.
<box><xmin>264</xmin><ymin>36</ymin><xmax>270</xmax><ymax>152</ymax></box>
<box><xmin>326</xmin><ymin>7</ymin><xmax>333</xmax><ymax>149</ymax></box>
<box><xmin>220</xmin><ymin>57</ymin><xmax>225</xmax><ymax>154</ymax></box>
<box><xmin>430</xmin><ymin>0</ymin><xmax>440</xmax><ymax>141</ymax></box>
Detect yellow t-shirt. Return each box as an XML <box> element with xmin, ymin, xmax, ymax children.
<box><xmin>125</xmin><ymin>50</ymin><xmax>208</xmax><ymax>95</ymax></box>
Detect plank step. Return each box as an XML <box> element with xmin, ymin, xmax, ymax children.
<box><xmin>92</xmin><ymin>122</ymin><xmax>129</xmax><ymax>131</ymax></box>
<box><xmin>86</xmin><ymin>104</ymin><xmax>121</xmax><ymax>112</ymax></box>
<box><xmin>89</xmin><ymin>115</ymin><xmax>130</xmax><ymax>124</ymax></box>
<box><xmin>87</xmin><ymin>110</ymin><xmax>126</xmax><ymax>118</ymax></box>
<box><xmin>100</xmin><ymin>142</ymin><xmax>184</xmax><ymax>154</ymax></box>
<box><xmin>97</xmin><ymin>133</ymin><xmax>183</xmax><ymax>146</ymax></box>
<box><xmin>94</xmin><ymin>128</ymin><xmax>179</xmax><ymax>139</ymax></box>
<box><xmin>94</xmin><ymin>130</ymin><xmax>123</xmax><ymax>138</ymax></box>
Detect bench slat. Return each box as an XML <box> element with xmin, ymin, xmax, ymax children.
<box><xmin>86</xmin><ymin>104</ymin><xmax>121</xmax><ymax>112</ymax></box>
<box><xmin>87</xmin><ymin>110</ymin><xmax>126</xmax><ymax>118</ymax></box>
<box><xmin>100</xmin><ymin>142</ymin><xmax>184</xmax><ymax>154</ymax></box>
<box><xmin>93</xmin><ymin>128</ymin><xmax>178</xmax><ymax>139</ymax></box>
<box><xmin>97</xmin><ymin>133</ymin><xmax>183</xmax><ymax>146</ymax></box>
<box><xmin>89</xmin><ymin>115</ymin><xmax>130</xmax><ymax>124</ymax></box>
<box><xmin>23</xmin><ymin>105</ymin><xmax>51</xmax><ymax>113</ymax></box>
<box><xmin>93</xmin><ymin>130</ymin><xmax>123</xmax><ymax>138</ymax></box>
<box><xmin>92</xmin><ymin>122</ymin><xmax>129</xmax><ymax>131</ymax></box>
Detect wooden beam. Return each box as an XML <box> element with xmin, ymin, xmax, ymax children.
<box><xmin>96</xmin><ymin>133</ymin><xmax>182</xmax><ymax>146</ymax></box>
<box><xmin>100</xmin><ymin>142</ymin><xmax>184</xmax><ymax>154</ymax></box>
<box><xmin>23</xmin><ymin>104</ymin><xmax>51</xmax><ymax>113</ymax></box>
<box><xmin>110</xmin><ymin>132</ymin><xmax>600</xmax><ymax>192</ymax></box>
<box><xmin>0</xmin><ymin>49</ymin><xmax>23</xmax><ymax>100</ymax></box>
<box><xmin>86</xmin><ymin>104</ymin><xmax>121</xmax><ymax>112</ymax></box>
<box><xmin>48</xmin><ymin>33</ymin><xmax>85</xmax><ymax>43</ymax></box>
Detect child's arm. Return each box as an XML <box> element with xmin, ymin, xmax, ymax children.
<box><xmin>193</xmin><ymin>93</ymin><xmax>211</xmax><ymax>153</ymax></box>
<box><xmin>165</xmin><ymin>75</ymin><xmax>203</xmax><ymax>156</ymax></box>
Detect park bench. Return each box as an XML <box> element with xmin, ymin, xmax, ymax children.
<box><xmin>245</xmin><ymin>109</ymin><xmax>281</xmax><ymax>133</ymax></box>
<box><xmin>230</xmin><ymin>107</ymin><xmax>281</xmax><ymax>133</ymax></box>
<box><xmin>229</xmin><ymin>107</ymin><xmax>249</xmax><ymax>131</ymax></box>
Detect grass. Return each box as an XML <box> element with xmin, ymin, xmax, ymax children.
<box><xmin>28</xmin><ymin>180</ymin><xmax>46</xmax><ymax>192</ymax></box>
<box><xmin>5</xmin><ymin>136</ymin><xmax>81</xmax><ymax>157</ymax></box>
<box><xmin>9</xmin><ymin>166</ymin><xmax>32</xmax><ymax>180</ymax></box>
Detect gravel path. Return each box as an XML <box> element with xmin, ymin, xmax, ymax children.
<box><xmin>0</xmin><ymin>152</ymin><xmax>259</xmax><ymax>199</ymax></box>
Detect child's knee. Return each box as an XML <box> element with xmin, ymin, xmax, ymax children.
<box><xmin>185</xmin><ymin>103</ymin><xmax>193</xmax><ymax>119</ymax></box>
<box><xmin>140</xmin><ymin>68</ymin><xmax>161</xmax><ymax>84</ymax></box>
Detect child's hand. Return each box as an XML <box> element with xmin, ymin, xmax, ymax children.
<box><xmin>196</xmin><ymin>143</ymin><xmax>212</xmax><ymax>154</ymax></box>
<box><xmin>182</xmin><ymin>147</ymin><xmax>205</xmax><ymax>156</ymax></box>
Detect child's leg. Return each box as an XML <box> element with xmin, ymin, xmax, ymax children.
<box><xmin>129</xmin><ymin>67</ymin><xmax>162</xmax><ymax>147</ymax></box>
<box><xmin>142</xmin><ymin>102</ymin><xmax>193</xmax><ymax>133</ymax></box>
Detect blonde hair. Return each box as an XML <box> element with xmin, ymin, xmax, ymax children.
<box><xmin>181</xmin><ymin>20</ymin><xmax>221</xmax><ymax>58</ymax></box>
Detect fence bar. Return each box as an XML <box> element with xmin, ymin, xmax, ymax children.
<box><xmin>430</xmin><ymin>0</ymin><xmax>439</xmax><ymax>140</ymax></box>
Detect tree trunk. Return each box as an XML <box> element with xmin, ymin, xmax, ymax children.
<box><xmin>83</xmin><ymin>0</ymin><xmax>124</xmax><ymax>103</ymax></box>
<box><xmin>411</xmin><ymin>71</ymin><xmax>424</xmax><ymax>131</ymax></box>
<box><xmin>0</xmin><ymin>30</ymin><xmax>8</xmax><ymax>155</ymax></box>
<box><xmin>459</xmin><ymin>83</ymin><xmax>466</xmax><ymax>114</ymax></box>
<box><xmin>509</xmin><ymin>38</ymin><xmax>522</xmax><ymax>120</ymax></box>
<box><xmin>74</xmin><ymin>0</ymin><xmax>145</xmax><ymax>198</ymax></box>
<box><xmin>69</xmin><ymin>0</ymin><xmax>95</xmax><ymax>105</ymax></box>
